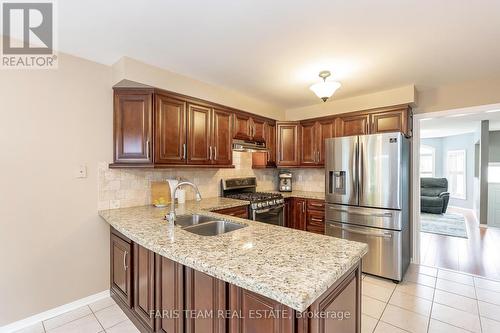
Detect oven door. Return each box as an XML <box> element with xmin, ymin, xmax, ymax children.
<box><xmin>252</xmin><ymin>205</ymin><xmax>284</xmax><ymax>226</ymax></box>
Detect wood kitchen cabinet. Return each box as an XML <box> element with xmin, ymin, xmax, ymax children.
<box><xmin>276</xmin><ymin>122</ymin><xmax>300</xmax><ymax>167</ymax></box>
<box><xmin>370</xmin><ymin>107</ymin><xmax>411</xmax><ymax>135</ymax></box>
<box><xmin>113</xmin><ymin>89</ymin><xmax>153</xmax><ymax>164</ymax></box>
<box><xmin>285</xmin><ymin>198</ymin><xmax>325</xmax><ymax>235</ymax></box>
<box><xmin>155</xmin><ymin>255</ymin><xmax>184</xmax><ymax>333</ymax></box>
<box><xmin>133</xmin><ymin>244</ymin><xmax>155</xmax><ymax>330</ymax></box>
<box><xmin>290</xmin><ymin>197</ymin><xmax>307</xmax><ymax>231</ymax></box>
<box><xmin>233</xmin><ymin>113</ymin><xmax>252</xmax><ymax>140</ymax></box>
<box><xmin>187</xmin><ymin>103</ymin><xmax>212</xmax><ymax>164</ymax></box>
<box><xmin>229</xmin><ymin>285</ymin><xmax>294</xmax><ymax>333</ymax></box>
<box><xmin>318</xmin><ymin>119</ymin><xmax>335</xmax><ymax>165</ymax></box>
<box><xmin>212</xmin><ymin>205</ymin><xmax>249</xmax><ymax>219</ymax></box>
<box><xmin>336</xmin><ymin>114</ymin><xmax>370</xmax><ymax>137</ymax></box>
<box><xmin>185</xmin><ymin>268</ymin><xmax>227</xmax><ymax>333</ymax></box>
<box><xmin>109</xmin><ymin>228</ymin><xmax>361</xmax><ymax>333</ymax></box>
<box><xmin>265</xmin><ymin>122</ymin><xmax>276</xmax><ymax>166</ymax></box>
<box><xmin>211</xmin><ymin>108</ymin><xmax>233</xmax><ymax>165</ymax></box>
<box><xmin>154</xmin><ymin>93</ymin><xmax>186</xmax><ymax>164</ymax></box>
<box><xmin>110</xmin><ymin>231</ymin><xmax>132</xmax><ymax>307</ymax></box>
<box><xmin>300</xmin><ymin>121</ymin><xmax>317</xmax><ymax>166</ymax></box>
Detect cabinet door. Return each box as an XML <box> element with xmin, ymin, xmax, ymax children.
<box><xmin>185</xmin><ymin>268</ymin><xmax>226</xmax><ymax>333</ymax></box>
<box><xmin>229</xmin><ymin>285</ymin><xmax>294</xmax><ymax>333</ymax></box>
<box><xmin>300</xmin><ymin>121</ymin><xmax>317</xmax><ymax>165</ymax></box>
<box><xmin>277</xmin><ymin>123</ymin><xmax>300</xmax><ymax>166</ymax></box>
<box><xmin>212</xmin><ymin>108</ymin><xmax>233</xmax><ymax>165</ymax></box>
<box><xmin>187</xmin><ymin>103</ymin><xmax>212</xmax><ymax>164</ymax></box>
<box><xmin>110</xmin><ymin>234</ymin><xmax>132</xmax><ymax>307</ymax></box>
<box><xmin>370</xmin><ymin>109</ymin><xmax>408</xmax><ymax>134</ymax></box>
<box><xmin>233</xmin><ymin>113</ymin><xmax>252</xmax><ymax>140</ymax></box>
<box><xmin>293</xmin><ymin>198</ymin><xmax>307</xmax><ymax>231</ymax></box>
<box><xmin>265</xmin><ymin>122</ymin><xmax>276</xmax><ymax>166</ymax></box>
<box><xmin>133</xmin><ymin>244</ymin><xmax>155</xmax><ymax>330</ymax></box>
<box><xmin>318</xmin><ymin>119</ymin><xmax>335</xmax><ymax>165</ymax></box>
<box><xmin>337</xmin><ymin>114</ymin><xmax>369</xmax><ymax>137</ymax></box>
<box><xmin>155</xmin><ymin>255</ymin><xmax>184</xmax><ymax>333</ymax></box>
<box><xmin>114</xmin><ymin>91</ymin><xmax>153</xmax><ymax>164</ymax></box>
<box><xmin>213</xmin><ymin>205</ymin><xmax>249</xmax><ymax>219</ymax></box>
<box><xmin>155</xmin><ymin>94</ymin><xmax>187</xmax><ymax>164</ymax></box>
<box><xmin>251</xmin><ymin>117</ymin><xmax>266</xmax><ymax>142</ymax></box>
<box><xmin>306</xmin><ymin>267</ymin><xmax>361</xmax><ymax>333</ymax></box>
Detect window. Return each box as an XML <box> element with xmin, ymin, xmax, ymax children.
<box><xmin>447</xmin><ymin>150</ymin><xmax>466</xmax><ymax>199</ymax></box>
<box><xmin>420</xmin><ymin>145</ymin><xmax>435</xmax><ymax>178</ymax></box>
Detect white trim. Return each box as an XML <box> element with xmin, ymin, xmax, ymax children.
<box><xmin>0</xmin><ymin>290</ymin><xmax>110</xmax><ymax>333</ymax></box>
<box><xmin>412</xmin><ymin>101</ymin><xmax>500</xmax><ymax>266</ymax></box>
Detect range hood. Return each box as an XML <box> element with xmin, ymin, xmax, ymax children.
<box><xmin>232</xmin><ymin>139</ymin><xmax>268</xmax><ymax>152</ymax></box>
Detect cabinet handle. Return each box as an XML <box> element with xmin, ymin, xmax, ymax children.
<box><xmin>209</xmin><ymin>146</ymin><xmax>213</xmax><ymax>160</ymax></box>
<box><xmin>214</xmin><ymin>146</ymin><xmax>217</xmax><ymax>160</ymax></box>
<box><xmin>302</xmin><ymin>202</ymin><xmax>306</xmax><ymax>213</ymax></box>
<box><xmin>310</xmin><ymin>203</ymin><xmax>323</xmax><ymax>207</ymax></box>
<box><xmin>123</xmin><ymin>251</ymin><xmax>128</xmax><ymax>271</ymax></box>
<box><xmin>311</xmin><ymin>218</ymin><xmax>323</xmax><ymax>222</ymax></box>
<box><xmin>317</xmin><ymin>150</ymin><xmax>321</xmax><ymax>162</ymax></box>
<box><xmin>146</xmin><ymin>140</ymin><xmax>150</xmax><ymax>159</ymax></box>
<box><xmin>183</xmin><ymin>143</ymin><xmax>187</xmax><ymax>160</ymax></box>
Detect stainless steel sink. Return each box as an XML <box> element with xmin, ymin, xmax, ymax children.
<box><xmin>182</xmin><ymin>220</ymin><xmax>246</xmax><ymax>236</ymax></box>
<box><xmin>174</xmin><ymin>214</ymin><xmax>215</xmax><ymax>228</ymax></box>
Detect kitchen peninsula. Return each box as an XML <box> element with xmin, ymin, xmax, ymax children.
<box><xmin>99</xmin><ymin>197</ymin><xmax>367</xmax><ymax>333</ymax></box>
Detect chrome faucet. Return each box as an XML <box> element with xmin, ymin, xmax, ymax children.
<box><xmin>165</xmin><ymin>181</ymin><xmax>202</xmax><ymax>224</ymax></box>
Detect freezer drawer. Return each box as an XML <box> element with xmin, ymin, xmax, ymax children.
<box><xmin>326</xmin><ymin>221</ymin><xmax>404</xmax><ymax>281</ymax></box>
<box><xmin>325</xmin><ymin>203</ymin><xmax>403</xmax><ymax>230</ymax></box>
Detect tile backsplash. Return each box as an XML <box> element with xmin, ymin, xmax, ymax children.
<box><xmin>98</xmin><ymin>152</ymin><xmax>277</xmax><ymax>210</ymax></box>
<box><xmin>98</xmin><ymin>152</ymin><xmax>327</xmax><ymax>210</ymax></box>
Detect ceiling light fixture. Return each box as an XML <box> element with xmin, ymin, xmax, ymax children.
<box><xmin>309</xmin><ymin>71</ymin><xmax>341</xmax><ymax>102</ymax></box>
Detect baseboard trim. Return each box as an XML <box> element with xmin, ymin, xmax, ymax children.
<box><xmin>0</xmin><ymin>290</ymin><xmax>110</xmax><ymax>333</ymax></box>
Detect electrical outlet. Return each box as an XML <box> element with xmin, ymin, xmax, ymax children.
<box><xmin>75</xmin><ymin>165</ymin><xmax>87</xmax><ymax>178</ymax></box>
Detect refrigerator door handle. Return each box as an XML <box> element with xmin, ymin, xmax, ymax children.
<box><xmin>327</xmin><ymin>223</ymin><xmax>393</xmax><ymax>238</ymax></box>
<box><xmin>327</xmin><ymin>206</ymin><xmax>393</xmax><ymax>218</ymax></box>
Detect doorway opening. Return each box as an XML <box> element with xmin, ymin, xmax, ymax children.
<box><xmin>412</xmin><ymin>104</ymin><xmax>500</xmax><ymax>280</ymax></box>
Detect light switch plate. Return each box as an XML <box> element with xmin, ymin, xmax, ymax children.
<box><xmin>75</xmin><ymin>165</ymin><xmax>87</xmax><ymax>178</ymax></box>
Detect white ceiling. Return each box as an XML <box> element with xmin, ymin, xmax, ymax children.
<box><xmin>421</xmin><ymin>110</ymin><xmax>500</xmax><ymax>138</ymax></box>
<box><xmin>51</xmin><ymin>0</ymin><xmax>500</xmax><ymax>108</ymax></box>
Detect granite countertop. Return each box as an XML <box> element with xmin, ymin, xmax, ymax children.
<box><xmin>268</xmin><ymin>190</ymin><xmax>326</xmax><ymax>200</ymax></box>
<box><xmin>99</xmin><ymin>197</ymin><xmax>367</xmax><ymax>312</ymax></box>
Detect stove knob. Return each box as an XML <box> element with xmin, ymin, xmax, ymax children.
<box><xmin>270</xmin><ymin>200</ymin><xmax>276</xmax><ymax>205</ymax></box>
<box><xmin>257</xmin><ymin>202</ymin><xmax>263</xmax><ymax>208</ymax></box>
<box><xmin>261</xmin><ymin>202</ymin><xmax>268</xmax><ymax>207</ymax></box>
<box><xmin>252</xmin><ymin>203</ymin><xmax>258</xmax><ymax>209</ymax></box>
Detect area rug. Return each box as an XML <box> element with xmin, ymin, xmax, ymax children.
<box><xmin>421</xmin><ymin>212</ymin><xmax>468</xmax><ymax>238</ymax></box>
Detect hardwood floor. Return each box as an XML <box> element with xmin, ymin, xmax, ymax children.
<box><xmin>420</xmin><ymin>207</ymin><xmax>500</xmax><ymax>280</ymax></box>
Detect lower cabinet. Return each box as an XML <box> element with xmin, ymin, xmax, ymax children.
<box><xmin>185</xmin><ymin>268</ymin><xmax>227</xmax><ymax>333</ymax></box>
<box><xmin>229</xmin><ymin>286</ymin><xmax>294</xmax><ymax>333</ymax></box>
<box><xmin>110</xmin><ymin>232</ymin><xmax>132</xmax><ymax>307</ymax></box>
<box><xmin>212</xmin><ymin>205</ymin><xmax>249</xmax><ymax>219</ymax></box>
<box><xmin>110</xmin><ymin>228</ymin><xmax>360</xmax><ymax>333</ymax></box>
<box><xmin>286</xmin><ymin>198</ymin><xmax>325</xmax><ymax>234</ymax></box>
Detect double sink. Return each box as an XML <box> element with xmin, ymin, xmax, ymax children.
<box><xmin>174</xmin><ymin>214</ymin><xmax>247</xmax><ymax>236</ymax></box>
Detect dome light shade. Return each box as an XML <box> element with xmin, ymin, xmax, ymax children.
<box><xmin>309</xmin><ymin>71</ymin><xmax>341</xmax><ymax>102</ymax></box>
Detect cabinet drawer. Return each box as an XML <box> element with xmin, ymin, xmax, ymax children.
<box><xmin>213</xmin><ymin>205</ymin><xmax>249</xmax><ymax>219</ymax></box>
<box><xmin>307</xmin><ymin>199</ymin><xmax>325</xmax><ymax>211</ymax></box>
<box><xmin>307</xmin><ymin>210</ymin><xmax>325</xmax><ymax>234</ymax></box>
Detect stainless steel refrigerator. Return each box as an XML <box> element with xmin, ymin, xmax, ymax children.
<box><xmin>324</xmin><ymin>132</ymin><xmax>410</xmax><ymax>282</ymax></box>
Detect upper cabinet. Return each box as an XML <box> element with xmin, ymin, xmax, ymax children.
<box><xmin>276</xmin><ymin>122</ymin><xmax>300</xmax><ymax>167</ymax></box>
<box><xmin>113</xmin><ymin>89</ymin><xmax>153</xmax><ymax>164</ymax></box>
<box><xmin>233</xmin><ymin>113</ymin><xmax>252</xmax><ymax>140</ymax></box>
<box><xmin>370</xmin><ymin>107</ymin><xmax>411</xmax><ymax>134</ymax></box>
<box><xmin>154</xmin><ymin>93</ymin><xmax>186</xmax><ymax>164</ymax></box>
<box><xmin>187</xmin><ymin>103</ymin><xmax>212</xmax><ymax>164</ymax></box>
<box><xmin>212</xmin><ymin>108</ymin><xmax>233</xmax><ymax>165</ymax></box>
<box><xmin>336</xmin><ymin>114</ymin><xmax>369</xmax><ymax>137</ymax></box>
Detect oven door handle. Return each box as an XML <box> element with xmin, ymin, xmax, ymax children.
<box><xmin>254</xmin><ymin>204</ymin><xmax>284</xmax><ymax>214</ymax></box>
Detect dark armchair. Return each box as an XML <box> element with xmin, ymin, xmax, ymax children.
<box><xmin>421</xmin><ymin>178</ymin><xmax>450</xmax><ymax>214</ymax></box>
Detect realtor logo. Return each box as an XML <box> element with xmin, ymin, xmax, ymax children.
<box><xmin>1</xmin><ymin>1</ymin><xmax>57</xmax><ymax>68</ymax></box>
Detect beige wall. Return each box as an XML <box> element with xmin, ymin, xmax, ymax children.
<box><xmin>112</xmin><ymin>57</ymin><xmax>285</xmax><ymax>120</ymax></box>
<box><xmin>285</xmin><ymin>85</ymin><xmax>416</xmax><ymax>120</ymax></box>
<box><xmin>0</xmin><ymin>53</ymin><xmax>113</xmax><ymax>325</ymax></box>
<box><xmin>415</xmin><ymin>78</ymin><xmax>500</xmax><ymax>114</ymax></box>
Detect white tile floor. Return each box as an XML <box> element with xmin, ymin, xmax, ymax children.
<box><xmin>362</xmin><ymin>264</ymin><xmax>500</xmax><ymax>333</ymax></box>
<box><xmin>13</xmin><ymin>298</ymin><xmax>138</xmax><ymax>333</ymax></box>
<box><xmin>13</xmin><ymin>264</ymin><xmax>500</xmax><ymax>333</ymax></box>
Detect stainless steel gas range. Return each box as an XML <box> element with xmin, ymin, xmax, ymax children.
<box><xmin>221</xmin><ymin>177</ymin><xmax>285</xmax><ymax>226</ymax></box>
